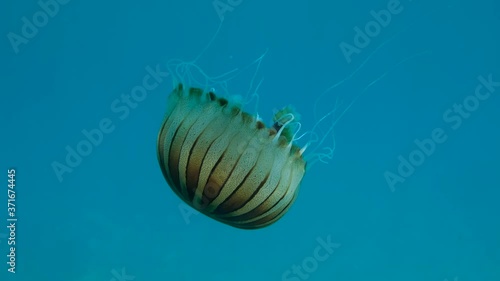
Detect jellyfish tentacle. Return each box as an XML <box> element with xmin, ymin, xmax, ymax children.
<box><xmin>306</xmin><ymin>49</ymin><xmax>430</xmax><ymax>167</ymax></box>
<box><xmin>273</xmin><ymin>113</ymin><xmax>295</xmax><ymax>143</ymax></box>
<box><xmin>313</xmin><ymin>4</ymin><xmax>450</xmax><ymax>120</ymax></box>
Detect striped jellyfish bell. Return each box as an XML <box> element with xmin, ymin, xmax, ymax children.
<box><xmin>157</xmin><ymin>84</ymin><xmax>306</xmax><ymax>229</ymax></box>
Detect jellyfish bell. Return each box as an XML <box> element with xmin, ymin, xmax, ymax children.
<box><xmin>157</xmin><ymin>83</ymin><xmax>306</xmax><ymax>229</ymax></box>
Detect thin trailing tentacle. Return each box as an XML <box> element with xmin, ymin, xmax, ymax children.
<box><xmin>306</xmin><ymin>50</ymin><xmax>431</xmax><ymax>167</ymax></box>
<box><xmin>273</xmin><ymin>113</ymin><xmax>295</xmax><ymax>142</ymax></box>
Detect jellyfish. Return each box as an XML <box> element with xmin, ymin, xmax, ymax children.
<box><xmin>157</xmin><ymin>83</ymin><xmax>306</xmax><ymax>229</ymax></box>
<box><xmin>156</xmin><ymin>21</ymin><xmax>428</xmax><ymax>229</ymax></box>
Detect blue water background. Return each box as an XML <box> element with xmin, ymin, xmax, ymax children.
<box><xmin>1</xmin><ymin>0</ymin><xmax>499</xmax><ymax>280</ymax></box>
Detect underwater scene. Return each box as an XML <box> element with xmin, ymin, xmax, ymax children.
<box><xmin>1</xmin><ymin>0</ymin><xmax>500</xmax><ymax>280</ymax></box>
